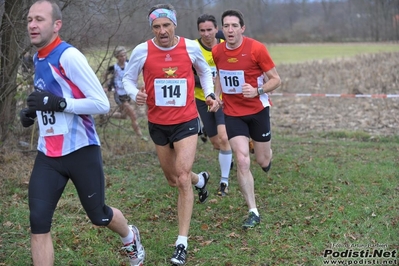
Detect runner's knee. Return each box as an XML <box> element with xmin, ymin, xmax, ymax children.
<box><xmin>29</xmin><ymin>198</ymin><xmax>55</xmax><ymax>234</ymax></box>
<box><xmin>86</xmin><ymin>205</ymin><xmax>113</xmax><ymax>226</ymax></box>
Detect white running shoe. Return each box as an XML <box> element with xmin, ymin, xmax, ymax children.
<box><xmin>121</xmin><ymin>225</ymin><xmax>145</xmax><ymax>266</ymax></box>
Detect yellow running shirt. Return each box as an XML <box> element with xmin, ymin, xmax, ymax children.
<box><xmin>194</xmin><ymin>38</ymin><xmax>224</xmax><ymax>101</ymax></box>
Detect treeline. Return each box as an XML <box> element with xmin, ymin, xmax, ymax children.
<box><xmin>55</xmin><ymin>0</ymin><xmax>399</xmax><ymax>50</ymax></box>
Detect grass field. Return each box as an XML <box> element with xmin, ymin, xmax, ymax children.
<box><xmin>1</xmin><ymin>43</ymin><xmax>398</xmax><ymax>265</ymax></box>
<box><xmin>89</xmin><ymin>42</ymin><xmax>399</xmax><ymax>75</ymax></box>
<box><xmin>268</xmin><ymin>42</ymin><xmax>399</xmax><ymax>65</ymax></box>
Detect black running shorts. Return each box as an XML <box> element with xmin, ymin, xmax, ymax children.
<box><xmin>196</xmin><ymin>98</ymin><xmax>225</xmax><ymax>138</ymax></box>
<box><xmin>224</xmin><ymin>107</ymin><xmax>271</xmax><ymax>142</ymax></box>
<box><xmin>148</xmin><ymin>117</ymin><xmax>201</xmax><ymax>148</ymax></box>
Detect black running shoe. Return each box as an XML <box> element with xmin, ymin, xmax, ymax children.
<box><xmin>170</xmin><ymin>244</ymin><xmax>187</xmax><ymax>265</ymax></box>
<box><xmin>195</xmin><ymin>171</ymin><xmax>210</xmax><ymax>203</ymax></box>
<box><xmin>242</xmin><ymin>211</ymin><xmax>260</xmax><ymax>229</ymax></box>
<box><xmin>262</xmin><ymin>160</ymin><xmax>272</xmax><ymax>173</ymax></box>
<box><xmin>217</xmin><ymin>182</ymin><xmax>228</xmax><ymax>197</ymax></box>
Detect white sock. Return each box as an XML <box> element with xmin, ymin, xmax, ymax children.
<box><xmin>176</xmin><ymin>235</ymin><xmax>188</xmax><ymax>249</ymax></box>
<box><xmin>219</xmin><ymin>150</ymin><xmax>232</xmax><ymax>185</ymax></box>
<box><xmin>195</xmin><ymin>173</ymin><xmax>205</xmax><ymax>188</ymax></box>
<box><xmin>121</xmin><ymin>227</ymin><xmax>134</xmax><ymax>245</ymax></box>
<box><xmin>249</xmin><ymin>208</ymin><xmax>259</xmax><ymax>217</ymax></box>
<box><xmin>221</xmin><ymin>176</ymin><xmax>229</xmax><ymax>184</ymax></box>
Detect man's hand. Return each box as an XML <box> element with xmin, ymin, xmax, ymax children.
<box><xmin>242</xmin><ymin>83</ymin><xmax>258</xmax><ymax>98</ymax></box>
<box><xmin>19</xmin><ymin>108</ymin><xmax>37</xmax><ymax>128</ymax></box>
<box><xmin>27</xmin><ymin>91</ymin><xmax>66</xmax><ymax>112</ymax></box>
<box><xmin>205</xmin><ymin>93</ymin><xmax>220</xmax><ymax>112</ymax></box>
<box><xmin>135</xmin><ymin>86</ymin><xmax>147</xmax><ymax>105</ymax></box>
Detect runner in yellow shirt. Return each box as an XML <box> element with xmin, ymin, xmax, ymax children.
<box><xmin>194</xmin><ymin>14</ymin><xmax>232</xmax><ymax>196</ymax></box>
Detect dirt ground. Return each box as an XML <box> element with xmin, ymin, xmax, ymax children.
<box><xmin>270</xmin><ymin>52</ymin><xmax>399</xmax><ymax>136</ymax></box>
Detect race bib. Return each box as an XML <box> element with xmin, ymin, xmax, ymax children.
<box><xmin>210</xmin><ymin>66</ymin><xmax>217</xmax><ymax>78</ymax></box>
<box><xmin>154</xmin><ymin>78</ymin><xmax>187</xmax><ymax>106</ymax></box>
<box><xmin>37</xmin><ymin>111</ymin><xmax>69</xmax><ymax>136</ymax></box>
<box><xmin>219</xmin><ymin>69</ymin><xmax>245</xmax><ymax>94</ymax></box>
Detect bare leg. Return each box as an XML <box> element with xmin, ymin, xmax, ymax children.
<box><xmin>229</xmin><ymin>135</ymin><xmax>256</xmax><ymax>209</ymax></box>
<box><xmin>31</xmin><ymin>210</ymin><xmax>131</xmax><ymax>266</ymax></box>
<box><xmin>106</xmin><ymin>207</ymin><xmax>130</xmax><ymax>237</ymax></box>
<box><xmin>253</xmin><ymin>140</ymin><xmax>272</xmax><ymax>168</ymax></box>
<box><xmin>111</xmin><ymin>106</ymin><xmax>127</xmax><ymax>119</ymax></box>
<box><xmin>122</xmin><ymin>102</ymin><xmax>143</xmax><ymax>137</ymax></box>
<box><xmin>210</xmin><ymin>124</ymin><xmax>230</xmax><ymax>151</ymax></box>
<box><xmin>155</xmin><ymin>134</ymin><xmax>198</xmax><ymax>236</ymax></box>
<box><xmin>31</xmin><ymin>232</ymin><xmax>54</xmax><ymax>266</ymax></box>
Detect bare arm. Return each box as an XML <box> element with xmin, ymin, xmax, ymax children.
<box><xmin>242</xmin><ymin>67</ymin><xmax>281</xmax><ymax>98</ymax></box>
<box><xmin>261</xmin><ymin>67</ymin><xmax>281</xmax><ymax>94</ymax></box>
<box><xmin>214</xmin><ymin>74</ymin><xmax>222</xmax><ymax>100</ymax></box>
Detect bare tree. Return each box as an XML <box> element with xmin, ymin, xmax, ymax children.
<box><xmin>0</xmin><ymin>0</ymin><xmax>153</xmax><ymax>145</ymax></box>
<box><xmin>321</xmin><ymin>0</ymin><xmax>336</xmax><ymax>23</ymax></box>
<box><xmin>0</xmin><ymin>0</ymin><xmax>33</xmax><ymax>143</ymax></box>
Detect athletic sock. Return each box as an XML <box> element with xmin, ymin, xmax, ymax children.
<box><xmin>219</xmin><ymin>150</ymin><xmax>232</xmax><ymax>185</ymax></box>
<box><xmin>249</xmin><ymin>208</ymin><xmax>259</xmax><ymax>217</ymax></box>
<box><xmin>121</xmin><ymin>227</ymin><xmax>134</xmax><ymax>245</ymax></box>
<box><xmin>195</xmin><ymin>173</ymin><xmax>205</xmax><ymax>188</ymax></box>
<box><xmin>221</xmin><ymin>176</ymin><xmax>229</xmax><ymax>184</ymax></box>
<box><xmin>176</xmin><ymin>235</ymin><xmax>188</xmax><ymax>249</ymax></box>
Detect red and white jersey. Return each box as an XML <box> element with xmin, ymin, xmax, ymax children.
<box><xmin>123</xmin><ymin>37</ymin><xmax>213</xmax><ymax>125</ymax></box>
<box><xmin>212</xmin><ymin>37</ymin><xmax>275</xmax><ymax>117</ymax></box>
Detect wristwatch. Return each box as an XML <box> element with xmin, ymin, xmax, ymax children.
<box><xmin>207</xmin><ymin>93</ymin><xmax>216</xmax><ymax>100</ymax></box>
<box><xmin>58</xmin><ymin>98</ymin><xmax>67</xmax><ymax>112</ymax></box>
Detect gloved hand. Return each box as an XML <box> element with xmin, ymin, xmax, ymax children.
<box><xmin>19</xmin><ymin>108</ymin><xmax>37</xmax><ymax>128</ymax></box>
<box><xmin>27</xmin><ymin>90</ymin><xmax>66</xmax><ymax>112</ymax></box>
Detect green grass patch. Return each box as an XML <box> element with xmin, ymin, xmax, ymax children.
<box><xmin>268</xmin><ymin>43</ymin><xmax>399</xmax><ymax>65</ymax></box>
<box><xmin>3</xmin><ymin>44</ymin><xmax>398</xmax><ymax>265</ymax></box>
<box><xmin>1</xmin><ymin>129</ymin><xmax>398</xmax><ymax>265</ymax></box>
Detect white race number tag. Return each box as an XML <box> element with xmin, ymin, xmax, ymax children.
<box><xmin>154</xmin><ymin>78</ymin><xmax>187</xmax><ymax>106</ymax></box>
<box><xmin>37</xmin><ymin>111</ymin><xmax>69</xmax><ymax>136</ymax></box>
<box><xmin>219</xmin><ymin>69</ymin><xmax>245</xmax><ymax>94</ymax></box>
